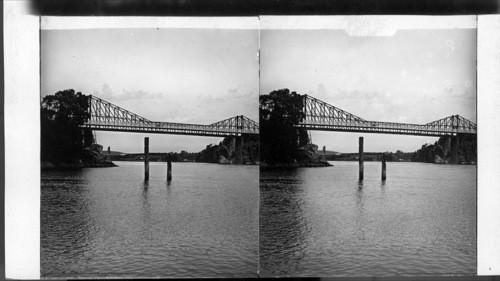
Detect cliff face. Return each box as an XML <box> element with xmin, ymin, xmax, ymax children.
<box><xmin>412</xmin><ymin>134</ymin><xmax>476</xmax><ymax>164</ymax></box>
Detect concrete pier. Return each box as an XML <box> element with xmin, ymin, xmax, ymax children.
<box><xmin>359</xmin><ymin>137</ymin><xmax>364</xmax><ymax>181</ymax></box>
<box><xmin>382</xmin><ymin>153</ymin><xmax>386</xmax><ymax>181</ymax></box>
<box><xmin>144</xmin><ymin>137</ymin><xmax>149</xmax><ymax>181</ymax></box>
<box><xmin>167</xmin><ymin>153</ymin><xmax>172</xmax><ymax>181</ymax></box>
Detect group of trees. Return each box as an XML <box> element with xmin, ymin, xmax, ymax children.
<box><xmin>196</xmin><ymin>144</ymin><xmax>221</xmax><ymax>163</ymax></box>
<box><xmin>41</xmin><ymin>89</ymin><xmax>93</xmax><ymax>163</ymax></box>
<box><xmin>259</xmin><ymin>89</ymin><xmax>309</xmax><ymax>164</ymax></box>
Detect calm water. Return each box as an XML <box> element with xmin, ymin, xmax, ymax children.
<box><xmin>41</xmin><ymin>161</ymin><xmax>258</xmax><ymax>278</ymax></box>
<box><xmin>260</xmin><ymin>161</ymin><xmax>476</xmax><ymax>277</ymax></box>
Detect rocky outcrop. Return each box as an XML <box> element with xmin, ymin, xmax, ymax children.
<box><xmin>412</xmin><ymin>134</ymin><xmax>476</xmax><ymax>165</ymax></box>
<box><xmin>296</xmin><ymin>143</ymin><xmax>332</xmax><ymax>167</ymax></box>
<box><xmin>434</xmin><ymin>155</ymin><xmax>447</xmax><ymax>164</ymax></box>
<box><xmin>217</xmin><ymin>136</ymin><xmax>259</xmax><ymax>165</ymax></box>
<box><xmin>219</xmin><ymin>155</ymin><xmax>231</xmax><ymax>164</ymax></box>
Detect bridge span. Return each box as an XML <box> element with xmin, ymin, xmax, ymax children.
<box><xmin>82</xmin><ymin>95</ymin><xmax>259</xmax><ymax>137</ymax></box>
<box><xmin>298</xmin><ymin>95</ymin><xmax>476</xmax><ymax>136</ymax></box>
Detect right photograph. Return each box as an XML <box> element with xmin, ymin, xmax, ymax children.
<box><xmin>259</xmin><ymin>18</ymin><xmax>477</xmax><ymax>277</ymax></box>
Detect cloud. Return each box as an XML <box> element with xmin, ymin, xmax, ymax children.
<box><xmin>92</xmin><ymin>83</ymin><xmax>165</xmax><ymax>102</ymax></box>
<box><xmin>121</xmin><ymin>89</ymin><xmax>164</xmax><ymax>100</ymax></box>
<box><xmin>197</xmin><ymin>87</ymin><xmax>256</xmax><ymax>104</ymax></box>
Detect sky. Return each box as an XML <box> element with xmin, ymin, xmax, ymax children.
<box><xmin>41</xmin><ymin>28</ymin><xmax>259</xmax><ymax>153</ymax></box>
<box><xmin>41</xmin><ymin>27</ymin><xmax>476</xmax><ymax>154</ymax></box>
<box><xmin>260</xmin><ymin>28</ymin><xmax>477</xmax><ymax>153</ymax></box>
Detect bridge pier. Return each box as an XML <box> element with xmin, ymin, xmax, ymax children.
<box><xmin>381</xmin><ymin>153</ymin><xmax>386</xmax><ymax>181</ymax></box>
<box><xmin>167</xmin><ymin>153</ymin><xmax>172</xmax><ymax>181</ymax></box>
<box><xmin>359</xmin><ymin>137</ymin><xmax>364</xmax><ymax>181</ymax></box>
<box><xmin>144</xmin><ymin>137</ymin><xmax>149</xmax><ymax>181</ymax></box>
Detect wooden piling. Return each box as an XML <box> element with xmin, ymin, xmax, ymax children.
<box><xmin>359</xmin><ymin>137</ymin><xmax>364</xmax><ymax>181</ymax></box>
<box><xmin>381</xmin><ymin>153</ymin><xmax>386</xmax><ymax>181</ymax></box>
<box><xmin>167</xmin><ymin>153</ymin><xmax>172</xmax><ymax>181</ymax></box>
<box><xmin>144</xmin><ymin>137</ymin><xmax>149</xmax><ymax>181</ymax></box>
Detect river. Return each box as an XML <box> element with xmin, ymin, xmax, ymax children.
<box><xmin>41</xmin><ymin>161</ymin><xmax>258</xmax><ymax>278</ymax></box>
<box><xmin>259</xmin><ymin>161</ymin><xmax>476</xmax><ymax>277</ymax></box>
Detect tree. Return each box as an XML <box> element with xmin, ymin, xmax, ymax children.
<box><xmin>259</xmin><ymin>89</ymin><xmax>309</xmax><ymax>164</ymax></box>
<box><xmin>41</xmin><ymin>89</ymin><xmax>93</xmax><ymax>162</ymax></box>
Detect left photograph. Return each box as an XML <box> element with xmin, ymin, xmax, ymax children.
<box><xmin>40</xmin><ymin>24</ymin><xmax>259</xmax><ymax>278</ymax></box>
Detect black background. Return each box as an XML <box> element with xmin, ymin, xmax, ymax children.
<box><xmin>2</xmin><ymin>0</ymin><xmax>500</xmax><ymax>280</ymax></box>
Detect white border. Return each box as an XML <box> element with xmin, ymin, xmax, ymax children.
<box><xmin>477</xmin><ymin>15</ymin><xmax>500</xmax><ymax>275</ymax></box>
<box><xmin>4</xmin><ymin>1</ymin><xmax>41</xmax><ymax>279</ymax></box>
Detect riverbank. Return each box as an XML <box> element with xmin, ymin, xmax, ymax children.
<box><xmin>260</xmin><ymin>161</ymin><xmax>331</xmax><ymax>168</ymax></box>
<box><xmin>261</xmin><ymin>143</ymin><xmax>332</xmax><ymax>168</ymax></box>
<box><xmin>41</xmin><ymin>145</ymin><xmax>117</xmax><ymax>169</ymax></box>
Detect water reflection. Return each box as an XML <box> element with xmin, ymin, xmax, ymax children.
<box><xmin>42</xmin><ymin>162</ymin><xmax>258</xmax><ymax>278</ymax></box>
<box><xmin>259</xmin><ymin>168</ymin><xmax>309</xmax><ymax>275</ymax></box>
<box><xmin>380</xmin><ymin>180</ymin><xmax>387</xmax><ymax>196</ymax></box>
<box><xmin>355</xmin><ymin>180</ymin><xmax>366</xmax><ymax>242</ymax></box>
<box><xmin>41</xmin><ymin>169</ymin><xmax>94</xmax><ymax>276</ymax></box>
<box><xmin>260</xmin><ymin>161</ymin><xmax>476</xmax><ymax>276</ymax></box>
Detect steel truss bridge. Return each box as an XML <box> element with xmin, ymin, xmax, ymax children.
<box><xmin>82</xmin><ymin>95</ymin><xmax>259</xmax><ymax>137</ymax></box>
<box><xmin>298</xmin><ymin>95</ymin><xmax>476</xmax><ymax>136</ymax></box>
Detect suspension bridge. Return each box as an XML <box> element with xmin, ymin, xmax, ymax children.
<box><xmin>298</xmin><ymin>94</ymin><xmax>476</xmax><ymax>136</ymax></box>
<box><xmin>81</xmin><ymin>95</ymin><xmax>259</xmax><ymax>180</ymax></box>
<box><xmin>296</xmin><ymin>94</ymin><xmax>477</xmax><ymax>181</ymax></box>
<box><xmin>82</xmin><ymin>95</ymin><xmax>259</xmax><ymax>137</ymax></box>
